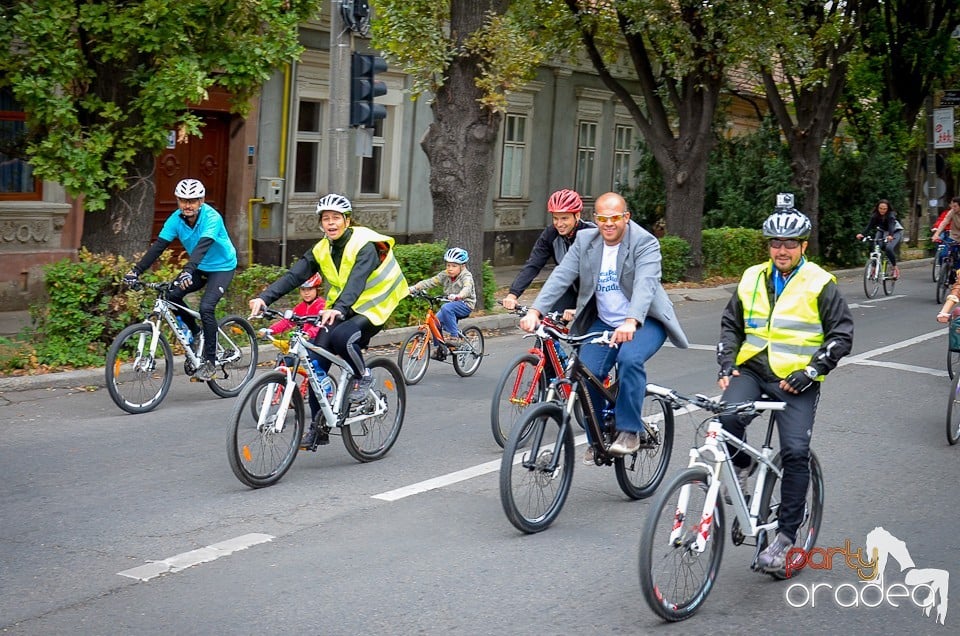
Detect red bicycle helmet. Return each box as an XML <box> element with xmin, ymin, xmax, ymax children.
<box><xmin>547</xmin><ymin>189</ymin><xmax>583</xmax><ymax>215</ymax></box>
<box><xmin>300</xmin><ymin>273</ymin><xmax>323</xmax><ymax>289</ymax></box>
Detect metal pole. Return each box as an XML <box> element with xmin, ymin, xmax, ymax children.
<box><xmin>328</xmin><ymin>0</ymin><xmax>351</xmax><ymax>196</ymax></box>
<box><xmin>927</xmin><ymin>95</ymin><xmax>938</xmax><ymax>235</ymax></box>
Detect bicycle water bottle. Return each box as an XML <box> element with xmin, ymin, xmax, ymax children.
<box><xmin>312</xmin><ymin>360</ymin><xmax>336</xmax><ymax>402</ymax></box>
<box><xmin>175</xmin><ymin>316</ymin><xmax>193</xmax><ymax>345</ymax></box>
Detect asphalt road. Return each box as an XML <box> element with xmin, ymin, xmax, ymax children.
<box><xmin>0</xmin><ymin>260</ymin><xmax>956</xmax><ymax>635</ymax></box>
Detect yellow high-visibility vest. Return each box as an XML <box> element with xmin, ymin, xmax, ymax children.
<box><xmin>314</xmin><ymin>227</ymin><xmax>408</xmax><ymax>326</ymax></box>
<box><xmin>735</xmin><ymin>261</ymin><xmax>833</xmax><ymax>379</ymax></box>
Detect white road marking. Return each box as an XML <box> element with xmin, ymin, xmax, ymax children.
<box><xmin>372</xmin><ymin>329</ymin><xmax>949</xmax><ymax>502</ymax></box>
<box><xmin>847</xmin><ymin>294</ymin><xmax>907</xmax><ymax>309</ymax></box>
<box><xmin>117</xmin><ymin>533</ymin><xmax>274</xmax><ymax>581</ymax></box>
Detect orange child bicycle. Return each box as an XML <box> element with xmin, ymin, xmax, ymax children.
<box><xmin>398</xmin><ymin>290</ymin><xmax>485</xmax><ymax>385</ymax></box>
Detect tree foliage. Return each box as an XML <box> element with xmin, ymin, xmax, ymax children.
<box><xmin>0</xmin><ymin>0</ymin><xmax>321</xmax><ymax>213</ymax></box>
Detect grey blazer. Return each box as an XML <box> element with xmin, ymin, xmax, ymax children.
<box><xmin>532</xmin><ymin>220</ymin><xmax>689</xmax><ymax>349</ymax></box>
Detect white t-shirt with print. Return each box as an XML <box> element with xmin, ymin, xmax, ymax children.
<box><xmin>595</xmin><ymin>243</ymin><xmax>630</xmax><ymax>327</ymax></box>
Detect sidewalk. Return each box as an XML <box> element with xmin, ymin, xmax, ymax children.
<box><xmin>0</xmin><ymin>259</ymin><xmax>921</xmax><ymax>392</ymax></box>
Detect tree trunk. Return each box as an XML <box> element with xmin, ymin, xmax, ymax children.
<box><xmin>419</xmin><ymin>1</ymin><xmax>505</xmax><ymax>299</ymax></box>
<box><xmin>80</xmin><ymin>147</ymin><xmax>156</xmax><ymax>259</ymax></box>
<box><xmin>787</xmin><ymin>132</ymin><xmax>823</xmax><ymax>255</ymax></box>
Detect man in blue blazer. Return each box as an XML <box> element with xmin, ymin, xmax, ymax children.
<box><xmin>520</xmin><ymin>191</ymin><xmax>688</xmax><ymax>462</ymax></box>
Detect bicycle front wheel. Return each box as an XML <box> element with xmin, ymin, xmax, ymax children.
<box><xmin>638</xmin><ymin>467</ymin><xmax>725</xmax><ymax>622</ymax></box>
<box><xmin>615</xmin><ymin>391</ymin><xmax>674</xmax><ymax>499</ymax></box>
<box><xmin>105</xmin><ymin>323</ymin><xmax>174</xmax><ymax>414</ymax></box>
<box><xmin>206</xmin><ymin>315</ymin><xmax>258</xmax><ymax>397</ymax></box>
<box><xmin>499</xmin><ymin>402</ymin><xmax>575</xmax><ymax>534</ymax></box>
<box><xmin>452</xmin><ymin>326</ymin><xmax>484</xmax><ymax>377</ymax></box>
<box><xmin>398</xmin><ymin>330</ymin><xmax>430</xmax><ymax>385</ymax></box>
<box><xmin>946</xmin><ymin>373</ymin><xmax>960</xmax><ymax>445</ymax></box>
<box><xmin>342</xmin><ymin>357</ymin><xmax>406</xmax><ymax>462</ymax></box>
<box><xmin>948</xmin><ymin>344</ymin><xmax>960</xmax><ymax>381</ymax></box>
<box><xmin>490</xmin><ymin>353</ymin><xmax>547</xmax><ymax>448</ymax></box>
<box><xmin>227</xmin><ymin>371</ymin><xmax>304</xmax><ymax>488</ymax></box>
<box><xmin>756</xmin><ymin>450</ymin><xmax>824</xmax><ymax>579</ymax></box>
<box><xmin>863</xmin><ymin>257</ymin><xmax>880</xmax><ymax>298</ymax></box>
<box><xmin>937</xmin><ymin>265</ymin><xmax>952</xmax><ymax>304</ymax></box>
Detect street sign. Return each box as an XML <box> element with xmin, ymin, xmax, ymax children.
<box><xmin>934</xmin><ymin>107</ymin><xmax>955</xmax><ymax>148</ymax></box>
<box><xmin>941</xmin><ymin>90</ymin><xmax>960</xmax><ymax>106</ymax></box>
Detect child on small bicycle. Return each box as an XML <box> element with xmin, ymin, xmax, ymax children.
<box><xmin>408</xmin><ymin>247</ymin><xmax>476</xmax><ymax>346</ymax></box>
<box><xmin>257</xmin><ymin>273</ymin><xmax>327</xmax><ymax>420</ymax></box>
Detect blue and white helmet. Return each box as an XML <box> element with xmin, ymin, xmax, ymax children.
<box><xmin>762</xmin><ymin>208</ymin><xmax>811</xmax><ymax>240</ymax></box>
<box><xmin>444</xmin><ymin>247</ymin><xmax>468</xmax><ymax>264</ymax></box>
<box><xmin>174</xmin><ymin>178</ymin><xmax>205</xmax><ymax>199</ymax></box>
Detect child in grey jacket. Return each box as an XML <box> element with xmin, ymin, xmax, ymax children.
<box><xmin>409</xmin><ymin>247</ymin><xmax>476</xmax><ymax>344</ymax></box>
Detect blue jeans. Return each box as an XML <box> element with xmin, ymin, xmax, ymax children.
<box><xmin>436</xmin><ymin>301</ymin><xmax>471</xmax><ymax>343</ymax></box>
<box><xmin>577</xmin><ymin>317</ymin><xmax>667</xmax><ymax>443</ymax></box>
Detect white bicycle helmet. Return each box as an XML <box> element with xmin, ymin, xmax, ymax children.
<box><xmin>316</xmin><ymin>193</ymin><xmax>352</xmax><ymax>216</ymax></box>
<box><xmin>174</xmin><ymin>178</ymin><xmax>205</xmax><ymax>199</ymax></box>
<box><xmin>444</xmin><ymin>247</ymin><xmax>468</xmax><ymax>264</ymax></box>
<box><xmin>762</xmin><ymin>207</ymin><xmax>811</xmax><ymax>239</ymax></box>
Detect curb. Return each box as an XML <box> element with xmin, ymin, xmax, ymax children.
<box><xmin>0</xmin><ymin>258</ymin><xmax>933</xmax><ymax>394</ymax></box>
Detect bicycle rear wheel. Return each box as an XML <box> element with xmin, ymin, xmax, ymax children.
<box><xmin>398</xmin><ymin>331</ymin><xmax>430</xmax><ymax>385</ymax></box>
<box><xmin>452</xmin><ymin>326</ymin><xmax>484</xmax><ymax>377</ymax></box>
<box><xmin>638</xmin><ymin>467</ymin><xmax>725</xmax><ymax>622</ymax></box>
<box><xmin>490</xmin><ymin>353</ymin><xmax>547</xmax><ymax>448</ymax></box>
<box><xmin>946</xmin><ymin>373</ymin><xmax>960</xmax><ymax>445</ymax></box>
<box><xmin>207</xmin><ymin>315</ymin><xmax>258</xmax><ymax>397</ymax></box>
<box><xmin>499</xmin><ymin>402</ymin><xmax>575</xmax><ymax>534</ymax></box>
<box><xmin>882</xmin><ymin>259</ymin><xmax>896</xmax><ymax>295</ymax></box>
<box><xmin>105</xmin><ymin>323</ymin><xmax>174</xmax><ymax>414</ymax></box>
<box><xmin>756</xmin><ymin>451</ymin><xmax>824</xmax><ymax>579</ymax></box>
<box><xmin>863</xmin><ymin>257</ymin><xmax>880</xmax><ymax>298</ymax></box>
<box><xmin>227</xmin><ymin>371</ymin><xmax>304</xmax><ymax>488</ymax></box>
<box><xmin>615</xmin><ymin>391</ymin><xmax>674</xmax><ymax>499</ymax></box>
<box><xmin>342</xmin><ymin>357</ymin><xmax>406</xmax><ymax>462</ymax></box>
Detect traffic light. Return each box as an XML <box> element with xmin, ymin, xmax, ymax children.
<box><xmin>350</xmin><ymin>52</ymin><xmax>387</xmax><ymax>128</ymax></box>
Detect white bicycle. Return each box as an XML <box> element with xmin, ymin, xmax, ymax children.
<box><xmin>637</xmin><ymin>383</ymin><xmax>824</xmax><ymax>622</ymax></box>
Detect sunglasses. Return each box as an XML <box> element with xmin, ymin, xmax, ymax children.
<box><xmin>595</xmin><ymin>214</ymin><xmax>625</xmax><ymax>224</ymax></box>
<box><xmin>768</xmin><ymin>238</ymin><xmax>802</xmax><ymax>249</ymax></box>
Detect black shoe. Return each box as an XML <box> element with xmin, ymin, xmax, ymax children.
<box><xmin>299</xmin><ymin>426</ymin><xmax>318</xmax><ymax>450</ymax></box>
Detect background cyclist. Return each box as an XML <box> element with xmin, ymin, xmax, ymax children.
<box><xmin>717</xmin><ymin>196</ymin><xmax>853</xmax><ymax>575</ymax></box>
<box><xmin>501</xmin><ymin>188</ymin><xmax>595</xmax><ymax>321</ymax></box>
<box><xmin>248</xmin><ymin>194</ymin><xmax>408</xmax><ymax>447</ymax></box>
<box><xmin>932</xmin><ymin>196</ymin><xmax>960</xmax><ymax>265</ymax></box>
<box><xmin>408</xmin><ymin>247</ymin><xmax>476</xmax><ymax>349</ymax></box>
<box><xmin>124</xmin><ymin>178</ymin><xmax>237</xmax><ymax>381</ymax></box>
<box><xmin>856</xmin><ymin>198</ymin><xmax>904</xmax><ymax>279</ymax></box>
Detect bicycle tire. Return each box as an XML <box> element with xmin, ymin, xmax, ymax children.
<box><xmin>452</xmin><ymin>326</ymin><xmax>484</xmax><ymax>377</ymax></box>
<box><xmin>638</xmin><ymin>466</ymin><xmax>725</xmax><ymax>622</ymax></box>
<box><xmin>342</xmin><ymin>357</ymin><xmax>406</xmax><ymax>462</ymax></box>
<box><xmin>933</xmin><ymin>249</ymin><xmax>943</xmax><ymax>282</ymax></box>
<box><xmin>499</xmin><ymin>402</ymin><xmax>575</xmax><ymax>534</ymax></box>
<box><xmin>615</xmin><ymin>392</ymin><xmax>674</xmax><ymax>499</ymax></box>
<box><xmin>882</xmin><ymin>259</ymin><xmax>896</xmax><ymax>296</ymax></box>
<box><xmin>937</xmin><ymin>264</ymin><xmax>951</xmax><ymax>305</ymax></box>
<box><xmin>227</xmin><ymin>371</ymin><xmax>304</xmax><ymax>488</ymax></box>
<box><xmin>946</xmin><ymin>373</ymin><xmax>960</xmax><ymax>445</ymax></box>
<box><xmin>948</xmin><ymin>345</ymin><xmax>960</xmax><ymax>381</ymax></box>
<box><xmin>863</xmin><ymin>257</ymin><xmax>880</xmax><ymax>298</ymax></box>
<box><xmin>398</xmin><ymin>330</ymin><xmax>430</xmax><ymax>385</ymax></box>
<box><xmin>756</xmin><ymin>450</ymin><xmax>824</xmax><ymax>579</ymax></box>
<box><xmin>207</xmin><ymin>315</ymin><xmax>258</xmax><ymax>397</ymax></box>
<box><xmin>105</xmin><ymin>323</ymin><xmax>174</xmax><ymax>414</ymax></box>
<box><xmin>490</xmin><ymin>353</ymin><xmax>547</xmax><ymax>448</ymax></box>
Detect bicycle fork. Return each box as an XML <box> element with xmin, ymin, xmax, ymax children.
<box><xmin>258</xmin><ymin>369</ymin><xmax>298</xmax><ymax>433</ymax></box>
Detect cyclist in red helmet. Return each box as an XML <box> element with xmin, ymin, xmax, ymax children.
<box><xmin>501</xmin><ymin>188</ymin><xmax>594</xmax><ymax>318</ymax></box>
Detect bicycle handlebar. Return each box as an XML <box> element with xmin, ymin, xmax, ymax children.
<box><xmin>249</xmin><ymin>307</ymin><xmax>321</xmax><ymax>327</ymax></box>
<box><xmin>645</xmin><ymin>382</ymin><xmax>785</xmax><ymax>416</ymax></box>
<box><xmin>534</xmin><ymin>323</ymin><xmax>611</xmax><ymax>347</ymax></box>
<box><xmin>498</xmin><ymin>301</ymin><xmax>567</xmax><ymax>327</ymax></box>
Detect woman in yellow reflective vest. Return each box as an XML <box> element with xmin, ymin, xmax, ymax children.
<box><xmin>716</xmin><ymin>198</ymin><xmax>854</xmax><ymax>577</ymax></box>
<box><xmin>249</xmin><ymin>194</ymin><xmax>408</xmax><ymax>447</ymax></box>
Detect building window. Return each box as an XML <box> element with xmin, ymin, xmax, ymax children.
<box><xmin>360</xmin><ymin>117</ymin><xmax>385</xmax><ymax>195</ymax></box>
<box><xmin>575</xmin><ymin>120</ymin><xmax>597</xmax><ymax>196</ymax></box>
<box><xmin>613</xmin><ymin>124</ymin><xmax>634</xmax><ymax>190</ymax></box>
<box><xmin>499</xmin><ymin>113</ymin><xmax>527</xmax><ymax>198</ymax></box>
<box><xmin>293</xmin><ymin>99</ymin><xmax>323</xmax><ymax>194</ymax></box>
<box><xmin>0</xmin><ymin>87</ymin><xmax>40</xmax><ymax>200</ymax></box>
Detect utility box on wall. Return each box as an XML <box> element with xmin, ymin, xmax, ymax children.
<box><xmin>258</xmin><ymin>177</ymin><xmax>285</xmax><ymax>204</ymax></box>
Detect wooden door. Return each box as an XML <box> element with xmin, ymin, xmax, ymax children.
<box><xmin>153</xmin><ymin>113</ymin><xmax>230</xmax><ymax>242</ymax></box>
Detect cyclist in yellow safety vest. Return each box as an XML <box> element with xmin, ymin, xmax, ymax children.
<box><xmin>249</xmin><ymin>193</ymin><xmax>408</xmax><ymax>448</ymax></box>
<box><xmin>716</xmin><ymin>197</ymin><xmax>853</xmax><ymax>577</ymax></box>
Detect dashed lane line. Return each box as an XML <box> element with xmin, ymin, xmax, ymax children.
<box><xmin>117</xmin><ymin>533</ymin><xmax>274</xmax><ymax>582</ymax></box>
